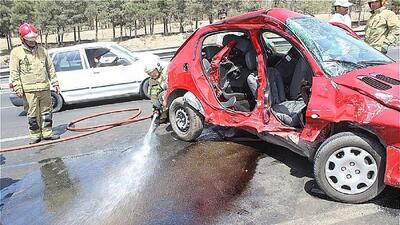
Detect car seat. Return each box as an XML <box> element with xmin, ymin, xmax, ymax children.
<box><xmin>245</xmin><ymin>50</ymin><xmax>258</xmax><ymax>98</ymax></box>
<box><xmin>269</xmin><ymin>57</ymin><xmax>313</xmax><ymax>127</ymax></box>
<box><xmin>222</xmin><ymin>34</ymin><xmax>251</xmax><ymax>67</ymax></box>
<box><xmin>275</xmin><ymin>47</ymin><xmax>302</xmax><ymax>88</ymax></box>
<box><xmin>231</xmin><ymin>49</ymin><xmax>259</xmax><ymax>112</ymax></box>
<box><xmin>220</xmin><ymin>35</ymin><xmax>254</xmax><ymax>93</ymax></box>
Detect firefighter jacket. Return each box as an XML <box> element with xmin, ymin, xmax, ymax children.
<box><xmin>365</xmin><ymin>6</ymin><xmax>400</xmax><ymax>53</ymax></box>
<box><xmin>148</xmin><ymin>68</ymin><xmax>167</xmax><ymax>109</ymax></box>
<box><xmin>10</xmin><ymin>44</ymin><xmax>59</xmax><ymax>93</ymax></box>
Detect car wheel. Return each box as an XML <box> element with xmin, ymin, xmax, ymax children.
<box><xmin>140</xmin><ymin>78</ymin><xmax>150</xmax><ymax>99</ymax></box>
<box><xmin>169</xmin><ymin>97</ymin><xmax>204</xmax><ymax>141</ymax></box>
<box><xmin>314</xmin><ymin>132</ymin><xmax>386</xmax><ymax>203</ymax></box>
<box><xmin>51</xmin><ymin>91</ymin><xmax>64</xmax><ymax>112</ymax></box>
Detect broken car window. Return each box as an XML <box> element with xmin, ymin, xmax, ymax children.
<box><xmin>286</xmin><ymin>17</ymin><xmax>393</xmax><ymax>77</ymax></box>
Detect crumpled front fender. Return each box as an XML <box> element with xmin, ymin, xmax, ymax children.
<box><xmin>385</xmin><ymin>145</ymin><xmax>400</xmax><ymax>188</ymax></box>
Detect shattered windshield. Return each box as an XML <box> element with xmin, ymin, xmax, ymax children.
<box><xmin>286</xmin><ymin>17</ymin><xmax>393</xmax><ymax>77</ymax></box>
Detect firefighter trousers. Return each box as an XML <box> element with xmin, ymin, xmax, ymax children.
<box><xmin>23</xmin><ymin>90</ymin><xmax>54</xmax><ymax>140</ymax></box>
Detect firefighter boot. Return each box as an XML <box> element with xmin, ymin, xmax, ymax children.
<box><xmin>43</xmin><ymin>134</ymin><xmax>60</xmax><ymax>140</ymax></box>
<box><xmin>30</xmin><ymin>138</ymin><xmax>41</xmax><ymax>145</ymax></box>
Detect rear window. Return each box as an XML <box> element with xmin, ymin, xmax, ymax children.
<box><xmin>52</xmin><ymin>50</ymin><xmax>83</xmax><ymax>72</ymax></box>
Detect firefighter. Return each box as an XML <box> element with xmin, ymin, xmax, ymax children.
<box><xmin>144</xmin><ymin>61</ymin><xmax>168</xmax><ymax>124</ymax></box>
<box><xmin>365</xmin><ymin>0</ymin><xmax>400</xmax><ymax>54</ymax></box>
<box><xmin>9</xmin><ymin>23</ymin><xmax>60</xmax><ymax>144</ymax></box>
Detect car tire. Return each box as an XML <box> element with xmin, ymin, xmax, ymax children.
<box><xmin>140</xmin><ymin>78</ymin><xmax>150</xmax><ymax>99</ymax></box>
<box><xmin>51</xmin><ymin>91</ymin><xmax>64</xmax><ymax>112</ymax></box>
<box><xmin>314</xmin><ymin>132</ymin><xmax>386</xmax><ymax>203</ymax></box>
<box><xmin>169</xmin><ymin>97</ymin><xmax>204</xmax><ymax>141</ymax></box>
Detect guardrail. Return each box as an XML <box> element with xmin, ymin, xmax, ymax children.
<box><xmin>0</xmin><ymin>28</ymin><xmax>366</xmax><ymax>80</ymax></box>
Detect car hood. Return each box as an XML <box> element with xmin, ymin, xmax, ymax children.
<box><xmin>333</xmin><ymin>61</ymin><xmax>400</xmax><ymax>111</ymax></box>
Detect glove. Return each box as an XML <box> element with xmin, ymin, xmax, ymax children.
<box><xmin>153</xmin><ymin>108</ymin><xmax>160</xmax><ymax>119</ymax></box>
<box><xmin>381</xmin><ymin>45</ymin><xmax>388</xmax><ymax>54</ymax></box>
<box><xmin>16</xmin><ymin>89</ymin><xmax>23</xmax><ymax>98</ymax></box>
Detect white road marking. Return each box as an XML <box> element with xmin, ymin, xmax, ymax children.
<box><xmin>0</xmin><ymin>135</ymin><xmax>29</xmax><ymax>143</ymax></box>
<box><xmin>0</xmin><ymin>106</ymin><xmax>16</xmax><ymax>109</ymax></box>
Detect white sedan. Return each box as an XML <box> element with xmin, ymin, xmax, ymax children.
<box><xmin>9</xmin><ymin>42</ymin><xmax>166</xmax><ymax>112</ymax></box>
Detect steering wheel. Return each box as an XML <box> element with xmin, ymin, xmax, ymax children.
<box><xmin>221</xmin><ymin>60</ymin><xmax>241</xmax><ymax>80</ymax></box>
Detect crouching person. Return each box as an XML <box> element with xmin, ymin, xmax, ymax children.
<box><xmin>144</xmin><ymin>61</ymin><xmax>168</xmax><ymax>124</ymax></box>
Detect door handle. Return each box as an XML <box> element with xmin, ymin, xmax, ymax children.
<box><xmin>93</xmin><ymin>71</ymin><xmax>100</xmax><ymax>74</ymax></box>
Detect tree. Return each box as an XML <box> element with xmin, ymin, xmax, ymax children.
<box><xmin>85</xmin><ymin>1</ymin><xmax>103</xmax><ymax>41</ymax></box>
<box><xmin>187</xmin><ymin>0</ymin><xmax>203</xmax><ymax>29</ymax></box>
<box><xmin>123</xmin><ymin>0</ymin><xmax>139</xmax><ymax>38</ymax></box>
<box><xmin>10</xmin><ymin>0</ymin><xmax>35</xmax><ymax>31</ymax></box>
<box><xmin>64</xmin><ymin>1</ymin><xmax>88</xmax><ymax>43</ymax></box>
<box><xmin>146</xmin><ymin>0</ymin><xmax>158</xmax><ymax>35</ymax></box>
<box><xmin>34</xmin><ymin>0</ymin><xmax>62</xmax><ymax>48</ymax></box>
<box><xmin>51</xmin><ymin>1</ymin><xmax>69</xmax><ymax>46</ymax></box>
<box><xmin>176</xmin><ymin>0</ymin><xmax>187</xmax><ymax>33</ymax></box>
<box><xmin>0</xmin><ymin>0</ymin><xmax>13</xmax><ymax>51</ymax></box>
<box><xmin>104</xmin><ymin>0</ymin><xmax>125</xmax><ymax>41</ymax></box>
<box><xmin>239</xmin><ymin>0</ymin><xmax>264</xmax><ymax>12</ymax></box>
<box><xmin>158</xmin><ymin>0</ymin><xmax>172</xmax><ymax>35</ymax></box>
<box><xmin>202</xmin><ymin>0</ymin><xmax>214</xmax><ymax>24</ymax></box>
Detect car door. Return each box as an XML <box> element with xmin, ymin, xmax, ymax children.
<box><xmin>85</xmin><ymin>46</ymin><xmax>139</xmax><ymax>99</ymax></box>
<box><xmin>51</xmin><ymin>49</ymin><xmax>90</xmax><ymax>103</ymax></box>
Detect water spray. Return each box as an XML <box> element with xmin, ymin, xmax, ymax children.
<box><xmin>54</xmin><ymin>110</ymin><xmax>159</xmax><ymax>225</ymax></box>
<box><xmin>147</xmin><ymin>111</ymin><xmax>160</xmax><ymax>135</ymax></box>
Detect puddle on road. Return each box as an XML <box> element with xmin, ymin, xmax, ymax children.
<box><xmin>39</xmin><ymin>158</ymin><xmax>78</xmax><ymax>213</ymax></box>
<box><xmin>1</xmin><ymin>136</ymin><xmax>261</xmax><ymax>225</ymax></box>
<box><xmin>97</xmin><ymin>141</ymin><xmax>261</xmax><ymax>225</ymax></box>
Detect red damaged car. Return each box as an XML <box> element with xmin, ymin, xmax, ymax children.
<box><xmin>165</xmin><ymin>9</ymin><xmax>400</xmax><ymax>203</ymax></box>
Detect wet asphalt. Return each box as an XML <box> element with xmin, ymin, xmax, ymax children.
<box><xmin>1</xmin><ymin>109</ymin><xmax>399</xmax><ymax>225</ymax></box>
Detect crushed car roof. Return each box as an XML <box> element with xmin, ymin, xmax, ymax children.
<box><xmin>214</xmin><ymin>8</ymin><xmax>305</xmax><ymax>25</ymax></box>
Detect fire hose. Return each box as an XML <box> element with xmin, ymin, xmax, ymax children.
<box><xmin>0</xmin><ymin>108</ymin><xmax>152</xmax><ymax>153</ymax></box>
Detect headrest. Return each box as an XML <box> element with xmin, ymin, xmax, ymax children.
<box><xmin>202</xmin><ymin>46</ymin><xmax>221</xmax><ymax>60</ymax></box>
<box><xmin>245</xmin><ymin>50</ymin><xmax>257</xmax><ymax>71</ymax></box>
<box><xmin>222</xmin><ymin>34</ymin><xmax>250</xmax><ymax>53</ymax></box>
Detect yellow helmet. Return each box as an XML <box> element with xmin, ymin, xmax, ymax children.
<box><xmin>367</xmin><ymin>0</ymin><xmax>386</xmax><ymax>5</ymax></box>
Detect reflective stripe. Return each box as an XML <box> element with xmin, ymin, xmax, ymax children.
<box><xmin>41</xmin><ymin>129</ymin><xmax>53</xmax><ymax>138</ymax></box>
<box><xmin>42</xmin><ymin>112</ymin><xmax>52</xmax><ymax>128</ymax></box>
<box><xmin>29</xmin><ymin>130</ymin><xmax>42</xmax><ymax>139</ymax></box>
<box><xmin>43</xmin><ymin>120</ymin><xmax>52</xmax><ymax>128</ymax></box>
<box><xmin>12</xmin><ymin>81</ymin><xmax>23</xmax><ymax>91</ymax></box>
<box><xmin>150</xmin><ymin>86</ymin><xmax>162</xmax><ymax>97</ymax></box>
<box><xmin>23</xmin><ymin>82</ymin><xmax>50</xmax><ymax>91</ymax></box>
